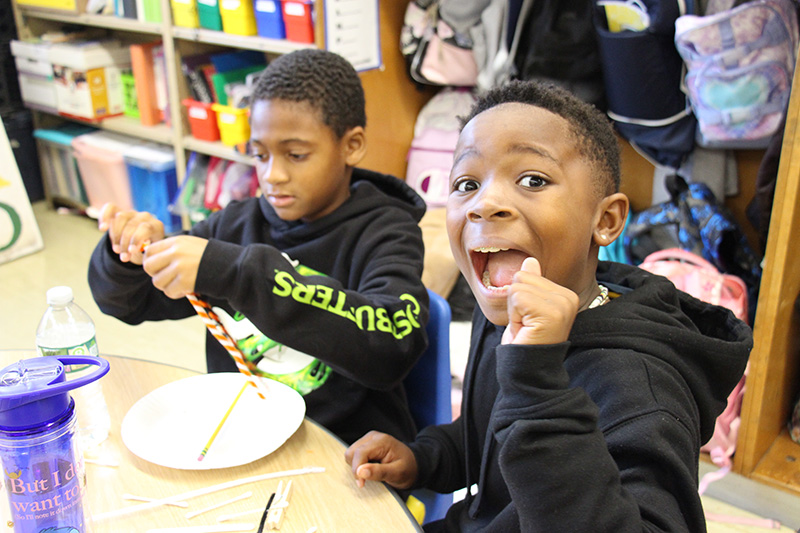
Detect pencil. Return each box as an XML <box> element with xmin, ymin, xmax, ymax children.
<box><xmin>198</xmin><ymin>381</ymin><xmax>249</xmax><ymax>462</ymax></box>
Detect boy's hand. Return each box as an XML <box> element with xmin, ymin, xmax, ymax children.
<box><xmin>141</xmin><ymin>236</ymin><xmax>209</xmax><ymax>299</ymax></box>
<box><xmin>502</xmin><ymin>257</ymin><xmax>579</xmax><ymax>346</ymax></box>
<box><xmin>98</xmin><ymin>203</ymin><xmax>165</xmax><ymax>265</ymax></box>
<box><xmin>345</xmin><ymin>431</ymin><xmax>418</xmax><ymax>490</ymax></box>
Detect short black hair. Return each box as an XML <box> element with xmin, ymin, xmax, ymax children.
<box><xmin>252</xmin><ymin>49</ymin><xmax>366</xmax><ymax>139</ymax></box>
<box><xmin>462</xmin><ymin>80</ymin><xmax>621</xmax><ymax>195</ymax></box>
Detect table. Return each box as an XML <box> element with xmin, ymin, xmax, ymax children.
<box><xmin>0</xmin><ymin>352</ymin><xmax>422</xmax><ymax>533</ymax></box>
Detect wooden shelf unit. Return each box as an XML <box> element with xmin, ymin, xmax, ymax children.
<box><xmin>10</xmin><ymin>0</ymin><xmax>432</xmax><ymax>208</ymax></box>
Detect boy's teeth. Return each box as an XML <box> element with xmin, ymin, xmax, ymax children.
<box><xmin>475</xmin><ymin>246</ymin><xmax>509</xmax><ymax>253</ymax></box>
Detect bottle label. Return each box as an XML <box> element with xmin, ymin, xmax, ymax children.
<box><xmin>38</xmin><ymin>337</ymin><xmax>99</xmax><ymax>374</ymax></box>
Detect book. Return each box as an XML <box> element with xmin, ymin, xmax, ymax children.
<box><xmin>129</xmin><ymin>40</ymin><xmax>162</xmax><ymax>126</ymax></box>
<box><xmin>181</xmin><ymin>53</ymin><xmax>214</xmax><ymax>103</ymax></box>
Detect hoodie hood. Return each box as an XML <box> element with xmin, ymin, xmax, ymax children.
<box><xmin>259</xmin><ymin>167</ymin><xmax>426</xmax><ymax>239</ymax></box>
<box><xmin>570</xmin><ymin>261</ymin><xmax>752</xmax><ymax>443</ymax></box>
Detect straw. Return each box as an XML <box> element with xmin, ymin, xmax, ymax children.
<box><xmin>122</xmin><ymin>493</ymin><xmax>188</xmax><ymax>508</ymax></box>
<box><xmin>198</xmin><ymin>381</ymin><xmax>249</xmax><ymax>462</ymax></box>
<box><xmin>256</xmin><ymin>492</ymin><xmax>275</xmax><ymax>533</ymax></box>
<box><xmin>185</xmin><ymin>292</ymin><xmax>269</xmax><ymax>400</ymax></box>
<box><xmin>185</xmin><ymin>491</ymin><xmax>252</xmax><ymax>520</ymax></box>
<box><xmin>94</xmin><ymin>466</ymin><xmax>325</xmax><ymax>521</ymax></box>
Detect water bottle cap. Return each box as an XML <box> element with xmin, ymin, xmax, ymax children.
<box><xmin>46</xmin><ymin>286</ymin><xmax>74</xmax><ymax>306</ymax></box>
<box><xmin>0</xmin><ymin>356</ymin><xmax>109</xmax><ymax>431</ymax></box>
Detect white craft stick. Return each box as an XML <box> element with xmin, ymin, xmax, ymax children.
<box><xmin>94</xmin><ymin>466</ymin><xmax>325</xmax><ymax>521</ymax></box>
<box><xmin>185</xmin><ymin>491</ymin><xmax>253</xmax><ymax>519</ymax></box>
<box><xmin>123</xmin><ymin>493</ymin><xmax>188</xmax><ymax>508</ymax></box>
<box><xmin>146</xmin><ymin>525</ymin><xmax>254</xmax><ymax>533</ymax></box>
<box><xmin>267</xmin><ymin>480</ymin><xmax>293</xmax><ymax>530</ymax></box>
<box><xmin>217</xmin><ymin>502</ymin><xmax>288</xmax><ymax>522</ymax></box>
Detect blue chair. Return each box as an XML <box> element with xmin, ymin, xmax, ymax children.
<box><xmin>403</xmin><ymin>289</ymin><xmax>453</xmax><ymax>524</ymax></box>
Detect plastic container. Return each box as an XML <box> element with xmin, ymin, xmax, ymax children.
<box><xmin>34</xmin><ymin>124</ymin><xmax>96</xmax><ymax>207</ymax></box>
<box><xmin>220</xmin><ymin>0</ymin><xmax>258</xmax><ymax>36</ymax></box>
<box><xmin>282</xmin><ymin>0</ymin><xmax>314</xmax><ymax>43</ymax></box>
<box><xmin>171</xmin><ymin>0</ymin><xmax>200</xmax><ymax>28</ymax></box>
<box><xmin>197</xmin><ymin>0</ymin><xmax>223</xmax><ymax>30</ymax></box>
<box><xmin>124</xmin><ymin>143</ymin><xmax>181</xmax><ymax>233</ymax></box>
<box><xmin>36</xmin><ymin>286</ymin><xmax>112</xmax><ymax>451</ymax></box>
<box><xmin>0</xmin><ymin>355</ymin><xmax>109</xmax><ymax>533</ymax></box>
<box><xmin>183</xmin><ymin>98</ymin><xmax>220</xmax><ymax>141</ymax></box>
<box><xmin>72</xmin><ymin>131</ymin><xmax>140</xmax><ymax>212</ymax></box>
<box><xmin>254</xmin><ymin>0</ymin><xmax>285</xmax><ymax>39</ymax></box>
<box><xmin>212</xmin><ymin>104</ymin><xmax>250</xmax><ymax>146</ymax></box>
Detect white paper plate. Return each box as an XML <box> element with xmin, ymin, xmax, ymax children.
<box><xmin>121</xmin><ymin>373</ymin><xmax>305</xmax><ymax>470</ymax></box>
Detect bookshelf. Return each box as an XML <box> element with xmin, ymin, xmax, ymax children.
<box><xmin>10</xmin><ymin>1</ymin><xmax>433</xmax><ymax>206</ymax></box>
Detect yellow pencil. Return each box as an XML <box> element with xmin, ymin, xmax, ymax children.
<box><xmin>198</xmin><ymin>381</ymin><xmax>249</xmax><ymax>461</ymax></box>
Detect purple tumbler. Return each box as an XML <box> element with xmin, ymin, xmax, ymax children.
<box><xmin>0</xmin><ymin>356</ymin><xmax>110</xmax><ymax>533</ymax></box>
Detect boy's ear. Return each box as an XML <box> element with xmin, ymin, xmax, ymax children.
<box><xmin>342</xmin><ymin>126</ymin><xmax>367</xmax><ymax>166</ymax></box>
<box><xmin>592</xmin><ymin>192</ymin><xmax>629</xmax><ymax>247</ymax></box>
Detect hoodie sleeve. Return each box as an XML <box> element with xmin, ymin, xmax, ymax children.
<box><xmin>88</xmin><ymin>234</ymin><xmax>196</xmax><ymax>323</ymax></box>
<box><xmin>488</xmin><ymin>343</ymin><xmax>706</xmax><ymax>532</ymax></box>
<box><xmin>193</xmin><ymin>208</ymin><xmax>429</xmax><ymax>391</ymax></box>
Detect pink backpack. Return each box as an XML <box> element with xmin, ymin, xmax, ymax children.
<box><xmin>639</xmin><ymin>248</ymin><xmax>748</xmax><ymax>322</ymax></box>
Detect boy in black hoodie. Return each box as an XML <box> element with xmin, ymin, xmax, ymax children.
<box><xmin>346</xmin><ymin>81</ymin><xmax>751</xmax><ymax>531</ymax></box>
<box><xmin>88</xmin><ymin>49</ymin><xmax>429</xmax><ymax>445</ymax></box>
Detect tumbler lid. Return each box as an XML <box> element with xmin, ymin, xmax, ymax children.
<box><xmin>0</xmin><ymin>356</ymin><xmax>110</xmax><ymax>431</ymax></box>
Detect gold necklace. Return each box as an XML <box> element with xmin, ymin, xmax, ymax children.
<box><xmin>588</xmin><ymin>284</ymin><xmax>609</xmax><ymax>309</ymax></box>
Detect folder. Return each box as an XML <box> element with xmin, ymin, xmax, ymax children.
<box><xmin>129</xmin><ymin>40</ymin><xmax>162</xmax><ymax>126</ymax></box>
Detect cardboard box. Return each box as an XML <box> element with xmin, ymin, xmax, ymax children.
<box><xmin>48</xmin><ymin>40</ymin><xmax>131</xmax><ymax>121</ymax></box>
<box><xmin>11</xmin><ymin>40</ymin><xmax>57</xmax><ymax>113</ymax></box>
<box><xmin>15</xmin><ymin>0</ymin><xmax>88</xmax><ymax>15</ymax></box>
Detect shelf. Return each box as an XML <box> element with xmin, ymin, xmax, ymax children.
<box><xmin>97</xmin><ymin>116</ymin><xmax>173</xmax><ymax>144</ymax></box>
<box><xmin>17</xmin><ymin>7</ymin><xmax>162</xmax><ymax>34</ymax></box>
<box><xmin>182</xmin><ymin>136</ymin><xmax>254</xmax><ymax>165</ymax></box>
<box><xmin>171</xmin><ymin>27</ymin><xmax>314</xmax><ymax>54</ymax></box>
<box><xmin>750</xmin><ymin>431</ymin><xmax>800</xmax><ymax>494</ymax></box>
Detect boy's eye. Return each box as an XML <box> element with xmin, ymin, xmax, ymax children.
<box><xmin>288</xmin><ymin>152</ymin><xmax>309</xmax><ymax>162</ymax></box>
<box><xmin>453</xmin><ymin>178</ymin><xmax>479</xmax><ymax>193</ymax></box>
<box><xmin>519</xmin><ymin>175</ymin><xmax>547</xmax><ymax>189</ymax></box>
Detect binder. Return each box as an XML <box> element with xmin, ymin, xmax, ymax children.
<box><xmin>129</xmin><ymin>40</ymin><xmax>162</xmax><ymax>126</ymax></box>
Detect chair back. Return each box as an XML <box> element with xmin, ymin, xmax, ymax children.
<box><xmin>404</xmin><ymin>289</ymin><xmax>452</xmax><ymax>430</ymax></box>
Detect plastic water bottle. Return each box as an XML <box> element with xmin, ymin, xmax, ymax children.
<box><xmin>36</xmin><ymin>286</ymin><xmax>111</xmax><ymax>450</ymax></box>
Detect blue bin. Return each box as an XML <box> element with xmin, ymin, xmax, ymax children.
<box><xmin>254</xmin><ymin>0</ymin><xmax>285</xmax><ymax>39</ymax></box>
<box><xmin>123</xmin><ymin>143</ymin><xmax>181</xmax><ymax>233</ymax></box>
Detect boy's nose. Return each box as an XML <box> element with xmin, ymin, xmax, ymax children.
<box><xmin>260</xmin><ymin>159</ymin><xmax>289</xmax><ymax>185</ymax></box>
<box><xmin>467</xmin><ymin>187</ymin><xmax>514</xmax><ymax>221</ymax></box>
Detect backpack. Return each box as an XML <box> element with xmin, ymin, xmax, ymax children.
<box><xmin>675</xmin><ymin>0</ymin><xmax>800</xmax><ymax>148</ymax></box>
<box><xmin>406</xmin><ymin>88</ymin><xmax>477</xmax><ymax>207</ymax></box>
<box><xmin>639</xmin><ymin>248</ymin><xmax>748</xmax><ymax>321</ymax></box>
<box><xmin>593</xmin><ymin>0</ymin><xmax>698</xmax><ymax>168</ymax></box>
<box><xmin>401</xmin><ymin>0</ymin><xmax>480</xmax><ymax>87</ymax></box>
<box><xmin>624</xmin><ymin>174</ymin><xmax>762</xmax><ymax>322</ymax></box>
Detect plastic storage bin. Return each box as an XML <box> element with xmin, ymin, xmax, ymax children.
<box><xmin>171</xmin><ymin>0</ymin><xmax>200</xmax><ymax>28</ymax></box>
<box><xmin>197</xmin><ymin>0</ymin><xmax>223</xmax><ymax>30</ymax></box>
<box><xmin>211</xmin><ymin>104</ymin><xmax>250</xmax><ymax>146</ymax></box>
<box><xmin>282</xmin><ymin>0</ymin><xmax>314</xmax><ymax>43</ymax></box>
<box><xmin>220</xmin><ymin>0</ymin><xmax>257</xmax><ymax>36</ymax></box>
<box><xmin>34</xmin><ymin>124</ymin><xmax>97</xmax><ymax>207</ymax></box>
<box><xmin>183</xmin><ymin>99</ymin><xmax>220</xmax><ymax>141</ymax></box>
<box><xmin>254</xmin><ymin>0</ymin><xmax>285</xmax><ymax>39</ymax></box>
<box><xmin>124</xmin><ymin>143</ymin><xmax>181</xmax><ymax>233</ymax></box>
<box><xmin>10</xmin><ymin>39</ymin><xmax>56</xmax><ymax>113</ymax></box>
<box><xmin>72</xmin><ymin>131</ymin><xmax>141</xmax><ymax>212</ymax></box>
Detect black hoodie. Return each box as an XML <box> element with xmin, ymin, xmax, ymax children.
<box><xmin>89</xmin><ymin>168</ymin><xmax>430</xmax><ymax>444</ymax></box>
<box><xmin>409</xmin><ymin>261</ymin><xmax>751</xmax><ymax>532</ymax></box>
